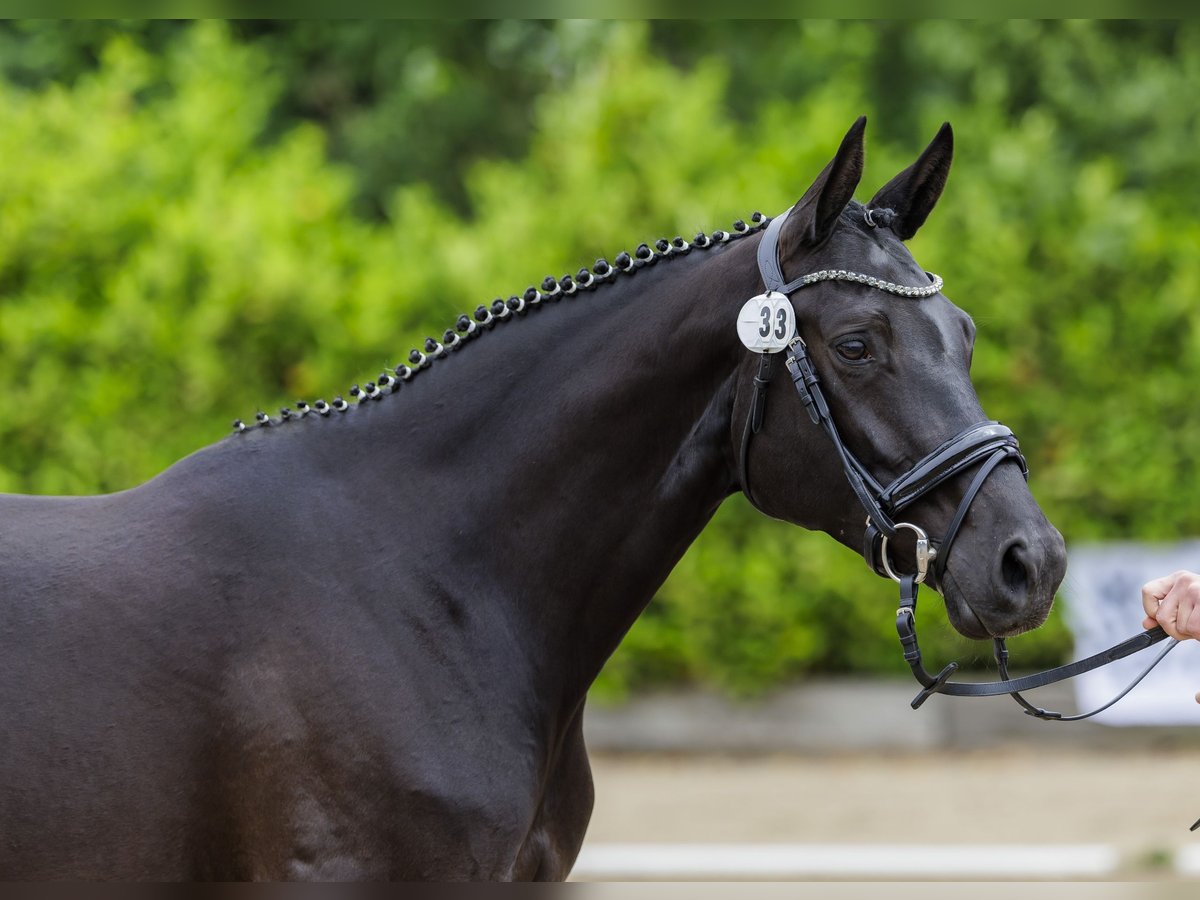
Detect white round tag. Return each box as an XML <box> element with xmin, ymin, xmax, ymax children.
<box><xmin>737</xmin><ymin>292</ymin><xmax>796</xmax><ymax>353</ymax></box>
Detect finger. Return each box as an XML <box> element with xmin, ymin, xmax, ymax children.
<box><xmin>1153</xmin><ymin>581</ymin><xmax>1185</xmax><ymax>640</ymax></box>
<box><xmin>1156</xmin><ymin>576</ymin><xmax>1199</xmax><ymax>640</ymax></box>
<box><xmin>1142</xmin><ymin>572</ymin><xmax>1180</xmax><ymax>617</ymax></box>
<box><xmin>1180</xmin><ymin>606</ymin><xmax>1199</xmax><ymax>640</ymax></box>
<box><xmin>1176</xmin><ymin>581</ymin><xmax>1200</xmax><ymax>640</ymax></box>
<box><xmin>1143</xmin><ymin>615</ymin><xmax>1159</xmax><ymax>631</ymax></box>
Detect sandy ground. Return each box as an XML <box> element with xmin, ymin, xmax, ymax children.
<box><xmin>583</xmin><ymin>747</ymin><xmax>1200</xmax><ymax>871</ymax></box>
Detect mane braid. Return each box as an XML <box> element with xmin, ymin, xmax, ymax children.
<box><xmin>231</xmin><ymin>212</ymin><xmax>771</xmax><ymax>434</ymax></box>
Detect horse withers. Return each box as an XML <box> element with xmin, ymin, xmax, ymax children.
<box><xmin>0</xmin><ymin>118</ymin><xmax>1066</xmax><ymax>879</ymax></box>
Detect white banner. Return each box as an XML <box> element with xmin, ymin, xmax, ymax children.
<box><xmin>1064</xmin><ymin>541</ymin><xmax>1200</xmax><ymax>726</ymax></box>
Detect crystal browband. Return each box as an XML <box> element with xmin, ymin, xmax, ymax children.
<box><xmin>793</xmin><ymin>269</ymin><xmax>944</xmax><ymax>298</ymax></box>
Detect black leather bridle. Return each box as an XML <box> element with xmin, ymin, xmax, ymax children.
<box><xmin>740</xmin><ymin>208</ymin><xmax>1177</xmax><ymax>721</ymax></box>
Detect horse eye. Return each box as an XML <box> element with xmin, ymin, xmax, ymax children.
<box><xmin>836</xmin><ymin>339</ymin><xmax>871</xmax><ymax>362</ymax></box>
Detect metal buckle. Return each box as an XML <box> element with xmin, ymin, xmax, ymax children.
<box><xmin>784</xmin><ymin>337</ymin><xmax>806</xmax><ymax>380</ymax></box>
<box><xmin>878</xmin><ymin>521</ymin><xmax>938</xmax><ymax>585</ymax></box>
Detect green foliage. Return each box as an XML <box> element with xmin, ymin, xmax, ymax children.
<box><xmin>2</xmin><ymin>21</ymin><xmax>1198</xmax><ymax>697</ymax></box>
<box><xmin>0</xmin><ymin>25</ymin><xmax>376</xmax><ymax>493</ymax></box>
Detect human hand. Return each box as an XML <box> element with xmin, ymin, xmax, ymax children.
<box><xmin>1141</xmin><ymin>570</ymin><xmax>1200</xmax><ymax>705</ymax></box>
<box><xmin>1141</xmin><ymin>570</ymin><xmax>1200</xmax><ymax>641</ymax></box>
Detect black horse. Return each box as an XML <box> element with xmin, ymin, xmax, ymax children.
<box><xmin>0</xmin><ymin>118</ymin><xmax>1065</xmax><ymax>880</ymax></box>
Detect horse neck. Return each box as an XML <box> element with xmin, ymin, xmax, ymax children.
<box><xmin>325</xmin><ymin>236</ymin><xmax>762</xmax><ymax>706</ymax></box>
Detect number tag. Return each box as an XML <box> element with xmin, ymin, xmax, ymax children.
<box><xmin>736</xmin><ymin>292</ymin><xmax>796</xmax><ymax>353</ymax></box>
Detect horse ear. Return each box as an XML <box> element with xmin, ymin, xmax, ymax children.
<box><xmin>868</xmin><ymin>121</ymin><xmax>953</xmax><ymax>241</ymax></box>
<box><xmin>780</xmin><ymin>116</ymin><xmax>866</xmax><ymax>255</ymax></box>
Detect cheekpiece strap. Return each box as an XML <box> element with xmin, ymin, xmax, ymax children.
<box><xmin>784</xmin><ymin>339</ymin><xmax>896</xmax><ymax>539</ymax></box>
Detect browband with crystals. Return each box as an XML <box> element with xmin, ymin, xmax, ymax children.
<box><xmin>790</xmin><ymin>268</ymin><xmax>943</xmax><ymax>298</ymax></box>
<box><xmin>755</xmin><ymin>208</ymin><xmax>943</xmax><ymax>298</ymax></box>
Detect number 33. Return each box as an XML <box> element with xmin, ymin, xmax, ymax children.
<box><xmin>759</xmin><ymin>306</ymin><xmax>787</xmax><ymax>340</ymax></box>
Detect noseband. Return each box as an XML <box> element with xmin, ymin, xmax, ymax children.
<box><xmin>740</xmin><ymin>207</ymin><xmax>1176</xmax><ymax>721</ymax></box>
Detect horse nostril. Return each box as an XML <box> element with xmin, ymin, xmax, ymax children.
<box><xmin>1000</xmin><ymin>540</ymin><xmax>1030</xmax><ymax>598</ymax></box>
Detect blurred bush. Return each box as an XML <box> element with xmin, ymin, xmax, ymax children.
<box><xmin>1</xmin><ymin>21</ymin><xmax>1198</xmax><ymax>697</ymax></box>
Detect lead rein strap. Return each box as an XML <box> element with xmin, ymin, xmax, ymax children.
<box><xmin>896</xmin><ymin>574</ymin><xmax>959</xmax><ymax>694</ymax></box>
<box><xmin>993</xmin><ymin>636</ymin><xmax>1179</xmax><ymax>722</ymax></box>
<box><xmin>896</xmin><ymin>577</ymin><xmax>1176</xmax><ymax>714</ymax></box>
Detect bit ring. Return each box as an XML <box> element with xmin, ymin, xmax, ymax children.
<box><xmin>879</xmin><ymin>522</ymin><xmax>938</xmax><ymax>585</ymax></box>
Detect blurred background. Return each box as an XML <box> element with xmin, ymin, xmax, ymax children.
<box><xmin>2</xmin><ymin>19</ymin><xmax>1199</xmax><ymax>879</ymax></box>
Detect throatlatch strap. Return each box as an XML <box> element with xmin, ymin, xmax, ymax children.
<box><xmin>750</xmin><ymin>353</ymin><xmax>776</xmax><ymax>434</ymax></box>
<box><xmin>739</xmin><ymin>354</ymin><xmax>779</xmax><ymax>514</ymax></box>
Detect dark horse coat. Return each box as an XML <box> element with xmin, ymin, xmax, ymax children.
<box><xmin>0</xmin><ymin>119</ymin><xmax>1065</xmax><ymax>879</ymax></box>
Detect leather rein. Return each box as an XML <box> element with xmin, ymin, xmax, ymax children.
<box><xmin>740</xmin><ymin>207</ymin><xmax>1177</xmax><ymax>721</ymax></box>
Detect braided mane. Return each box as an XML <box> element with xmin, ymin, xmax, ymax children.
<box><xmin>233</xmin><ymin>212</ymin><xmax>770</xmax><ymax>434</ymax></box>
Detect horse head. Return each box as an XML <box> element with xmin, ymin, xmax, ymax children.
<box><xmin>738</xmin><ymin>117</ymin><xmax>1066</xmax><ymax>640</ymax></box>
